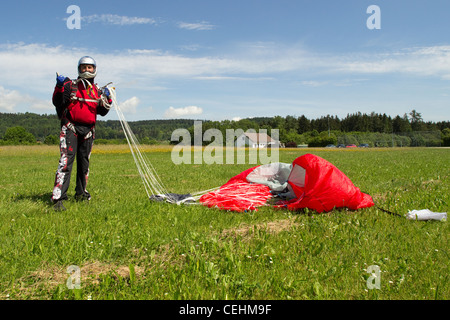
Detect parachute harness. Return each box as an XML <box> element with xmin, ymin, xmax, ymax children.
<box><xmin>68</xmin><ymin>79</ymin><xmax>112</xmax><ymax>111</ymax></box>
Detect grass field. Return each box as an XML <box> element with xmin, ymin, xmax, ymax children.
<box><xmin>0</xmin><ymin>145</ymin><xmax>448</xmax><ymax>300</ymax></box>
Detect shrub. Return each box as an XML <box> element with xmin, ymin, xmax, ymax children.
<box><xmin>44</xmin><ymin>134</ymin><xmax>59</xmax><ymax>145</ymax></box>
<box><xmin>2</xmin><ymin>126</ymin><xmax>36</xmax><ymax>145</ymax></box>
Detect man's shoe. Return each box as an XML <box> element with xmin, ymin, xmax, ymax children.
<box><xmin>53</xmin><ymin>200</ymin><xmax>66</xmax><ymax>211</ymax></box>
<box><xmin>75</xmin><ymin>194</ymin><xmax>91</xmax><ymax>202</ymax></box>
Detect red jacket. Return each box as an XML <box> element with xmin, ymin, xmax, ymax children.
<box><xmin>53</xmin><ymin>77</ymin><xmax>110</xmax><ymax>126</ymax></box>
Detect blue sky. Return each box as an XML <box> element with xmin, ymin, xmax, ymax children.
<box><xmin>0</xmin><ymin>0</ymin><xmax>449</xmax><ymax>122</ymax></box>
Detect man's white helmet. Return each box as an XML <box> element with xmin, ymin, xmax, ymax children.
<box><xmin>78</xmin><ymin>56</ymin><xmax>97</xmax><ymax>79</ymax></box>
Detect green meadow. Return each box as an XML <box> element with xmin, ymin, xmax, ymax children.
<box><xmin>0</xmin><ymin>145</ymin><xmax>448</xmax><ymax>300</ymax></box>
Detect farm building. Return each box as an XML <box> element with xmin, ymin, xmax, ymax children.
<box><xmin>235</xmin><ymin>132</ymin><xmax>280</xmax><ymax>148</ymax></box>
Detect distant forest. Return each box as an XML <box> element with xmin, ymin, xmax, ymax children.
<box><xmin>1</xmin><ymin>110</ymin><xmax>449</xmax><ymax>147</ymax></box>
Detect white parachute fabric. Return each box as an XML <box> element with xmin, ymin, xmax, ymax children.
<box><xmin>246</xmin><ymin>162</ymin><xmax>292</xmax><ymax>192</ymax></box>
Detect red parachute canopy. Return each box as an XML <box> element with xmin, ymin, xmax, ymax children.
<box><xmin>199</xmin><ymin>154</ymin><xmax>374</xmax><ymax>213</ymax></box>
<box><xmin>199</xmin><ymin>166</ymin><xmax>272</xmax><ymax>212</ymax></box>
<box><xmin>280</xmin><ymin>154</ymin><xmax>374</xmax><ymax>213</ymax></box>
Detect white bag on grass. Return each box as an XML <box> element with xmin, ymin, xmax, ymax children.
<box><xmin>406</xmin><ymin>209</ymin><xmax>447</xmax><ymax>221</ymax></box>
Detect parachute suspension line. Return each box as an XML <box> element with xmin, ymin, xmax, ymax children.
<box><xmin>106</xmin><ymin>85</ymin><xmax>221</xmax><ymax>205</ymax></box>
<box><xmin>190</xmin><ymin>187</ymin><xmax>220</xmax><ymax>199</ymax></box>
<box><xmin>108</xmin><ymin>87</ymin><xmax>176</xmax><ymax>202</ymax></box>
<box><xmin>104</xmin><ymin>89</ymin><xmax>270</xmax><ymax>210</ymax></box>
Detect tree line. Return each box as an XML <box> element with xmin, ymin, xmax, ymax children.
<box><xmin>1</xmin><ymin>110</ymin><xmax>449</xmax><ymax>147</ymax></box>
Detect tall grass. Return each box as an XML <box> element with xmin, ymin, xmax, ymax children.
<box><xmin>0</xmin><ymin>146</ymin><xmax>448</xmax><ymax>300</ymax></box>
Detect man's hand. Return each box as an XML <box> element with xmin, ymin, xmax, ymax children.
<box><xmin>56</xmin><ymin>73</ymin><xmax>66</xmax><ymax>86</ymax></box>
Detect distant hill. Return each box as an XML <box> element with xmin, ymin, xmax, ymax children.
<box><xmin>0</xmin><ymin>112</ymin><xmax>197</xmax><ymax>142</ymax></box>
<box><xmin>1</xmin><ymin>111</ymin><xmax>449</xmax><ymax>147</ymax></box>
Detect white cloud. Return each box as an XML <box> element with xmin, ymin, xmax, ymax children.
<box><xmin>177</xmin><ymin>21</ymin><xmax>215</xmax><ymax>31</ymax></box>
<box><xmin>118</xmin><ymin>96</ymin><xmax>140</xmax><ymax>114</ymax></box>
<box><xmin>338</xmin><ymin>46</ymin><xmax>450</xmax><ymax>77</ymax></box>
<box><xmin>195</xmin><ymin>76</ymin><xmax>275</xmax><ymax>81</ymax></box>
<box><xmin>0</xmin><ymin>86</ymin><xmax>51</xmax><ymax>113</ymax></box>
<box><xmin>0</xmin><ymin>86</ymin><xmax>22</xmax><ymax>112</ymax></box>
<box><xmin>3</xmin><ymin>42</ymin><xmax>450</xmax><ymax>91</ymax></box>
<box><xmin>83</xmin><ymin>14</ymin><xmax>156</xmax><ymax>26</ymax></box>
<box><xmin>1</xmin><ymin>42</ymin><xmax>450</xmax><ymax>120</ymax></box>
<box><xmin>30</xmin><ymin>101</ymin><xmax>53</xmax><ymax>112</ymax></box>
<box><xmin>301</xmin><ymin>80</ymin><xmax>329</xmax><ymax>87</ymax></box>
<box><xmin>164</xmin><ymin>106</ymin><xmax>203</xmax><ymax>118</ymax></box>
<box><xmin>0</xmin><ymin>43</ymin><xmax>83</xmax><ymax>92</ymax></box>
<box><xmin>179</xmin><ymin>44</ymin><xmax>202</xmax><ymax>52</ymax></box>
